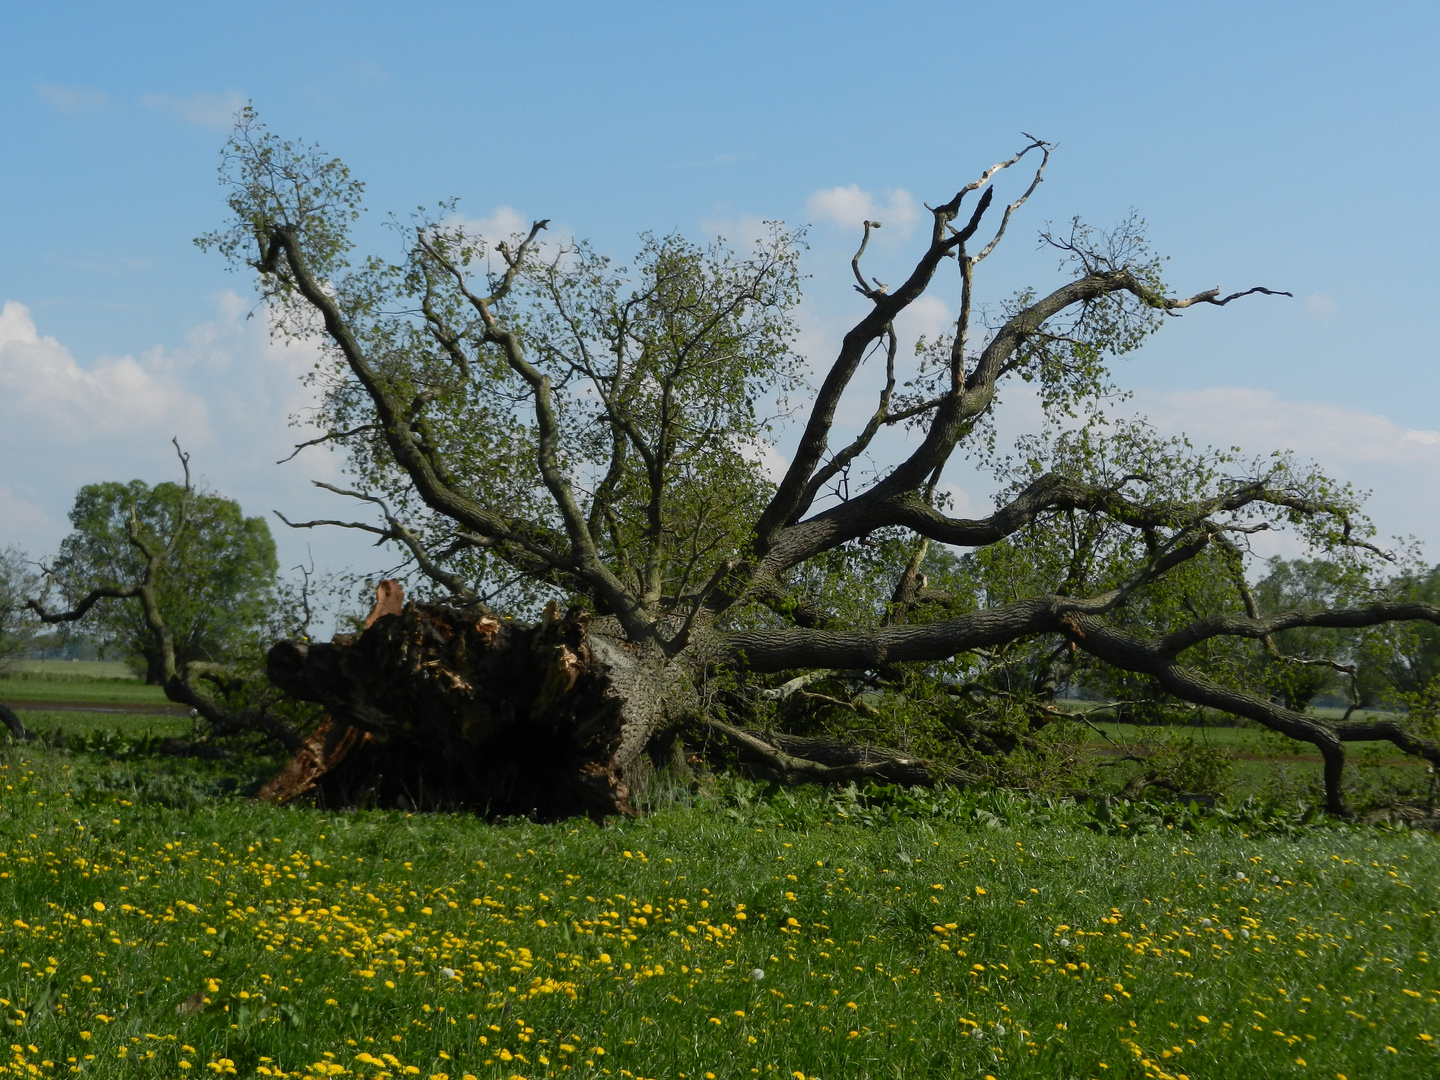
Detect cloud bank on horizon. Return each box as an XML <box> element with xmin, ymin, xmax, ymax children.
<box><xmin>0</xmin><ymin>295</ymin><xmax>382</xmax><ymax>579</ymax></box>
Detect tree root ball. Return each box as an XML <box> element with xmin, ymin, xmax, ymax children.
<box><xmin>263</xmin><ymin>587</ymin><xmax>669</xmax><ymax>819</ymax></box>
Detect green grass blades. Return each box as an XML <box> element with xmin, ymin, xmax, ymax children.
<box><xmin>0</xmin><ymin>677</ymin><xmax>172</xmax><ymax>708</ymax></box>
<box><xmin>2</xmin><ymin>662</ymin><xmax>139</xmax><ymax>682</ymax></box>
<box><xmin>1</xmin><ymin>751</ymin><xmax>1438</xmax><ymax>1080</ymax></box>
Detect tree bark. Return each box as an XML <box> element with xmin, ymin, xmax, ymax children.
<box><xmin>0</xmin><ymin>703</ymin><xmax>33</xmax><ymax>742</ymax></box>
<box><xmin>262</xmin><ymin>587</ymin><xmax>683</xmax><ymax>819</ymax></box>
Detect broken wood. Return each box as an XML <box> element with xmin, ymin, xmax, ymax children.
<box><xmin>700</xmin><ymin>719</ymin><xmax>972</xmax><ymax>788</ymax></box>
<box><xmin>262</xmin><ymin>582</ymin><xmax>680</xmax><ymax>819</ymax></box>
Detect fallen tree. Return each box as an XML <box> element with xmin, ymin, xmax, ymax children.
<box><xmin>260</xmin><ymin>581</ymin><xmax>952</xmax><ymax>816</ymax></box>
<box><xmin>207</xmin><ymin>111</ymin><xmax>1440</xmax><ymax>818</ymax></box>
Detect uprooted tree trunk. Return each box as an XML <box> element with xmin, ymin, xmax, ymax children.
<box><xmin>258</xmin><ymin>582</ymin><xmax>961</xmax><ymax>818</ymax></box>
<box><xmin>262</xmin><ymin>588</ymin><xmax>685</xmax><ymax>818</ymax></box>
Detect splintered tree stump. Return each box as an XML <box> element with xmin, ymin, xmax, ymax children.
<box><xmin>262</xmin><ymin>583</ymin><xmax>675</xmax><ymax>819</ymax></box>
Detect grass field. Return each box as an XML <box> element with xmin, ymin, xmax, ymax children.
<box><xmin>2</xmin><ymin>723</ymin><xmax>1439</xmax><ymax>1080</ymax></box>
<box><xmin>1082</xmin><ymin>722</ymin><xmax>1403</xmax><ymax>755</ymax></box>
<box><xmin>1076</xmin><ymin>720</ymin><xmax>1435</xmax><ymax>810</ymax></box>
<box><xmin>0</xmin><ymin>673</ymin><xmax>172</xmax><ymax>709</ymax></box>
<box><xmin>4</xmin><ymin>660</ymin><xmax>139</xmax><ymax>681</ymax></box>
<box><xmin>9</xmin><ymin>708</ymin><xmax>193</xmax><ymax>741</ymax></box>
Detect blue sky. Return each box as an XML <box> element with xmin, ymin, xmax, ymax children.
<box><xmin>2</xmin><ymin>1</ymin><xmax>1438</xmax><ymax>589</ymax></box>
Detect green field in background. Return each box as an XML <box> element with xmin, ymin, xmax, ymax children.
<box><xmin>4</xmin><ymin>659</ymin><xmax>138</xmax><ymax>680</ymax></box>
<box><xmin>0</xmin><ymin>674</ymin><xmax>173</xmax><ymax>707</ymax></box>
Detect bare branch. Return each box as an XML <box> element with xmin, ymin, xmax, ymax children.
<box><xmin>28</xmin><ymin>583</ymin><xmax>142</xmax><ymax>624</ymax></box>
<box><xmin>930</xmin><ymin>136</ymin><xmax>1048</xmax><ymax>235</ymax></box>
<box><xmin>755</xmin><ymin>669</ymin><xmax>839</xmax><ymax>702</ymax></box>
<box><xmin>757</xmin><ymin>148</ymin><xmax>1051</xmax><ymax>546</ymax></box>
<box><xmin>275</xmin><ymin>425</ymin><xmax>380</xmax><ymax>464</ymax></box>
<box><xmin>1161</xmin><ymin>601</ymin><xmax>1440</xmax><ymax>657</ymax></box>
<box><xmin>972</xmin><ymin>141</ymin><xmax>1051</xmax><ymax>264</ymax></box>
<box><xmin>265</xmin><ymin>226</ymin><xmax>599</xmax><ymax>600</ymax></box>
<box><xmin>1160</xmin><ymin>285</ymin><xmax>1293</xmax><ymax>311</ymax></box>
<box><xmin>850</xmin><ymin>220</ymin><xmax>884</xmax><ymax>298</ymax></box>
<box><xmin>484</xmin><ymin>219</ymin><xmax>550</xmax><ymax>309</ymax></box>
<box><xmin>702</xmin><ymin>719</ymin><xmax>941</xmax><ymax>786</ymax></box>
<box><xmin>274</xmin><ymin>510</ymin><xmax>393</xmax><ymax>540</ymax></box>
<box><xmin>281</xmin><ymin>482</ymin><xmax>482</xmax><ymax>602</ymax></box>
<box><xmin>798</xmin><ymin>328</ymin><xmax>898</xmax><ymax>511</ymax></box>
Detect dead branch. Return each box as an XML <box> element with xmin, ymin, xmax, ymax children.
<box><xmin>701</xmin><ymin>719</ymin><xmax>948</xmax><ymax>786</ymax></box>
<box><xmin>276</xmin><ymin>425</ymin><xmax>381</xmax><ymax>464</ymax></box>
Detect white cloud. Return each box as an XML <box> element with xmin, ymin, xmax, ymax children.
<box><xmin>35</xmin><ymin>83</ymin><xmax>110</xmax><ymax>114</ymax></box>
<box><xmin>938</xmin><ymin>483</ymin><xmax>982</xmax><ymax>519</ymax></box>
<box><xmin>0</xmin><ymin>486</ymin><xmax>51</xmax><ymax>539</ymax></box>
<box><xmin>1130</xmin><ymin>386</ymin><xmax>1440</xmax><ymax>548</ymax></box>
<box><xmin>699</xmin><ymin>213</ymin><xmax>776</xmax><ymax>248</ymax></box>
<box><xmin>806</xmin><ymin>185</ymin><xmax>920</xmax><ymax>238</ymax></box>
<box><xmin>1306</xmin><ymin>292</ymin><xmax>1338</xmax><ymax>321</ymax></box>
<box><xmin>142</xmin><ymin>90</ymin><xmax>247</xmax><ymax>130</ymax></box>
<box><xmin>451</xmin><ymin>206</ymin><xmax>529</xmax><ymax>243</ymax></box>
<box><xmin>735</xmin><ymin>436</ymin><xmax>790</xmax><ymax>483</ymax></box>
<box><xmin>443</xmin><ymin>207</ymin><xmax>576</xmax><ymax>269</ymax></box>
<box><xmin>0</xmin><ymin>301</ymin><xmax>208</xmax><ymax>441</ymax></box>
<box><xmin>1132</xmin><ymin>387</ymin><xmax>1440</xmax><ymax>468</ymax></box>
<box><xmin>894</xmin><ymin>295</ymin><xmax>953</xmax><ymax>347</ymax></box>
<box><xmin>0</xmin><ymin>297</ymin><xmax>378</xmax><ymax>582</ymax></box>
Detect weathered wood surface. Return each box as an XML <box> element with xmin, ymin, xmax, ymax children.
<box><xmin>262</xmin><ymin>583</ymin><xmax>669</xmax><ymax>819</ymax></box>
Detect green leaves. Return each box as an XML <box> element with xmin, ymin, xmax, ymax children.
<box><xmin>197</xmin><ymin>105</ymin><xmax>365</xmax><ymax>321</ymax></box>
<box><xmin>54</xmin><ymin>480</ymin><xmax>278</xmax><ymax>681</ymax></box>
<box><xmin>0</xmin><ymin>545</ymin><xmax>40</xmax><ymax>670</ymax></box>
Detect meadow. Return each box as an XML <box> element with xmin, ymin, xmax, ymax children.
<box><xmin>1</xmin><ymin>684</ymin><xmax>1438</xmax><ymax>1080</ymax></box>
<box><xmin>0</xmin><ymin>665</ymin><xmax>174</xmax><ymax>710</ymax></box>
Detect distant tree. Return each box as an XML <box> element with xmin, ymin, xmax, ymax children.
<box><xmin>1248</xmin><ymin>558</ymin><xmax>1358</xmax><ymax>711</ymax></box>
<box><xmin>30</xmin><ymin>443</ymin><xmax>305</xmax><ymax>751</ymax></box>
<box><xmin>1376</xmin><ymin>566</ymin><xmax>1440</xmax><ymax>695</ymax></box>
<box><xmin>53</xmin><ymin>477</ymin><xmax>278</xmax><ymax>683</ymax></box>
<box><xmin>0</xmin><ymin>546</ymin><xmax>40</xmax><ymax>673</ymax></box>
